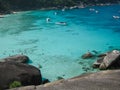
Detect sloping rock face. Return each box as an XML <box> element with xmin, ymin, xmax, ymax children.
<box><xmin>0</xmin><ymin>61</ymin><xmax>42</xmax><ymax>89</ymax></box>
<box><xmin>0</xmin><ymin>55</ymin><xmax>29</xmax><ymax>63</ymax></box>
<box><xmin>100</xmin><ymin>50</ymin><xmax>120</xmax><ymax>69</ymax></box>
<box><xmin>81</xmin><ymin>52</ymin><xmax>94</xmax><ymax>59</ymax></box>
<box><xmin>92</xmin><ymin>57</ymin><xmax>104</xmax><ymax>68</ymax></box>
<box><xmin>9</xmin><ymin>70</ymin><xmax>120</xmax><ymax>90</ymax></box>
<box><xmin>93</xmin><ymin>50</ymin><xmax>120</xmax><ymax>69</ymax></box>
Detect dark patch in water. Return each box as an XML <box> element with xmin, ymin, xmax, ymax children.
<box><xmin>72</xmin><ymin>33</ymin><xmax>79</xmax><ymax>35</ymax></box>
<box><xmin>18</xmin><ymin>39</ymin><xmax>39</xmax><ymax>45</ymax></box>
<box><xmin>92</xmin><ymin>50</ymin><xmax>98</xmax><ymax>54</ymax></box>
<box><xmin>38</xmin><ymin>64</ymin><xmax>42</xmax><ymax>69</ymax></box>
<box><xmin>113</xmin><ymin>29</ymin><xmax>120</xmax><ymax>33</ymax></box>
<box><xmin>108</xmin><ymin>46</ymin><xmax>114</xmax><ymax>49</ymax></box>
<box><xmin>106</xmin><ymin>43</ymin><xmax>109</xmax><ymax>45</ymax></box>
<box><xmin>65</xmin><ymin>29</ymin><xmax>73</xmax><ymax>32</ymax></box>
<box><xmin>57</xmin><ymin>76</ymin><xmax>64</xmax><ymax>80</ymax></box>
<box><xmin>78</xmin><ymin>62</ymin><xmax>84</xmax><ymax>65</ymax></box>
<box><xmin>27</xmin><ymin>59</ymin><xmax>33</xmax><ymax>64</ymax></box>
<box><xmin>62</xmin><ymin>74</ymin><xmax>65</xmax><ymax>77</ymax></box>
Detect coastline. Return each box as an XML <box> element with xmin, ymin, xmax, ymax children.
<box><xmin>8</xmin><ymin>69</ymin><xmax>120</xmax><ymax>90</ymax></box>
<box><xmin>0</xmin><ymin>3</ymin><xmax>120</xmax><ymax>15</ymax></box>
<box><xmin>0</xmin><ymin>3</ymin><xmax>120</xmax><ymax>89</ymax></box>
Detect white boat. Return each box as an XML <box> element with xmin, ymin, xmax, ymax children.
<box><xmin>62</xmin><ymin>8</ymin><xmax>65</xmax><ymax>11</ymax></box>
<box><xmin>95</xmin><ymin>10</ymin><xmax>99</xmax><ymax>13</ymax></box>
<box><xmin>89</xmin><ymin>8</ymin><xmax>95</xmax><ymax>11</ymax></box>
<box><xmin>54</xmin><ymin>12</ymin><xmax>57</xmax><ymax>15</ymax></box>
<box><xmin>113</xmin><ymin>16</ymin><xmax>120</xmax><ymax>19</ymax></box>
<box><xmin>46</xmin><ymin>18</ymin><xmax>50</xmax><ymax>22</ymax></box>
<box><xmin>0</xmin><ymin>15</ymin><xmax>4</xmax><ymax>18</ymax></box>
<box><xmin>55</xmin><ymin>22</ymin><xmax>67</xmax><ymax>25</ymax></box>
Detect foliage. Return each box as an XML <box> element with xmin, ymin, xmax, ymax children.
<box><xmin>0</xmin><ymin>0</ymin><xmax>120</xmax><ymax>13</ymax></box>
<box><xmin>57</xmin><ymin>76</ymin><xmax>64</xmax><ymax>80</ymax></box>
<box><xmin>9</xmin><ymin>81</ymin><xmax>22</xmax><ymax>89</ymax></box>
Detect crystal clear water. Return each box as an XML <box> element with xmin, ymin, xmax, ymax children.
<box><xmin>0</xmin><ymin>5</ymin><xmax>120</xmax><ymax>81</ymax></box>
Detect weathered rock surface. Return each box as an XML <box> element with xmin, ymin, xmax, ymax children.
<box><xmin>0</xmin><ymin>61</ymin><xmax>42</xmax><ymax>89</ymax></box>
<box><xmin>99</xmin><ymin>50</ymin><xmax>120</xmax><ymax>69</ymax></box>
<box><xmin>7</xmin><ymin>85</ymin><xmax>36</xmax><ymax>90</ymax></box>
<box><xmin>92</xmin><ymin>57</ymin><xmax>104</xmax><ymax>68</ymax></box>
<box><xmin>81</xmin><ymin>52</ymin><xmax>94</xmax><ymax>59</ymax></box>
<box><xmin>97</xmin><ymin>53</ymin><xmax>106</xmax><ymax>57</ymax></box>
<box><xmin>9</xmin><ymin>70</ymin><xmax>120</xmax><ymax>90</ymax></box>
<box><xmin>0</xmin><ymin>55</ymin><xmax>29</xmax><ymax>63</ymax></box>
<box><xmin>93</xmin><ymin>50</ymin><xmax>120</xmax><ymax>69</ymax></box>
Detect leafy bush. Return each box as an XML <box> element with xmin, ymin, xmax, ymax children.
<box><xmin>9</xmin><ymin>81</ymin><xmax>22</xmax><ymax>89</ymax></box>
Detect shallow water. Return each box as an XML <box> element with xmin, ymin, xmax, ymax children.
<box><xmin>0</xmin><ymin>5</ymin><xmax>120</xmax><ymax>81</ymax></box>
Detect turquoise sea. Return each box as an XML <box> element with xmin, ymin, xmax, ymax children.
<box><xmin>0</xmin><ymin>5</ymin><xmax>120</xmax><ymax>81</ymax></box>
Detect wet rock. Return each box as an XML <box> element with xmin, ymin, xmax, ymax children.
<box><xmin>8</xmin><ymin>70</ymin><xmax>120</xmax><ymax>90</ymax></box>
<box><xmin>42</xmin><ymin>78</ymin><xmax>50</xmax><ymax>84</ymax></box>
<box><xmin>108</xmin><ymin>46</ymin><xmax>114</xmax><ymax>49</ymax></box>
<box><xmin>81</xmin><ymin>52</ymin><xmax>94</xmax><ymax>59</ymax></box>
<box><xmin>8</xmin><ymin>85</ymin><xmax>36</xmax><ymax>90</ymax></box>
<box><xmin>97</xmin><ymin>54</ymin><xmax>106</xmax><ymax>58</ymax></box>
<box><xmin>1</xmin><ymin>55</ymin><xmax>29</xmax><ymax>63</ymax></box>
<box><xmin>93</xmin><ymin>57</ymin><xmax>104</xmax><ymax>68</ymax></box>
<box><xmin>99</xmin><ymin>50</ymin><xmax>120</xmax><ymax>70</ymax></box>
<box><xmin>0</xmin><ymin>61</ymin><xmax>42</xmax><ymax>89</ymax></box>
<box><xmin>78</xmin><ymin>62</ymin><xmax>84</xmax><ymax>64</ymax></box>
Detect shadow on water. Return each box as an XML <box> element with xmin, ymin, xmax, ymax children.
<box><xmin>27</xmin><ymin>59</ymin><xmax>33</xmax><ymax>64</ymax></box>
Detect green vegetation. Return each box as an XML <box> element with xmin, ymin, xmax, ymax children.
<box><xmin>57</xmin><ymin>76</ymin><xmax>64</xmax><ymax>80</ymax></box>
<box><xmin>0</xmin><ymin>0</ymin><xmax>120</xmax><ymax>14</ymax></box>
<box><xmin>9</xmin><ymin>81</ymin><xmax>22</xmax><ymax>89</ymax></box>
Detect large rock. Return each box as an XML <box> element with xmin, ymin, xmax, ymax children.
<box><xmin>9</xmin><ymin>70</ymin><xmax>120</xmax><ymax>90</ymax></box>
<box><xmin>97</xmin><ymin>53</ymin><xmax>106</xmax><ymax>57</ymax></box>
<box><xmin>0</xmin><ymin>55</ymin><xmax>29</xmax><ymax>63</ymax></box>
<box><xmin>92</xmin><ymin>57</ymin><xmax>104</xmax><ymax>68</ymax></box>
<box><xmin>0</xmin><ymin>61</ymin><xmax>42</xmax><ymax>89</ymax></box>
<box><xmin>81</xmin><ymin>52</ymin><xmax>94</xmax><ymax>59</ymax></box>
<box><xmin>99</xmin><ymin>50</ymin><xmax>120</xmax><ymax>69</ymax></box>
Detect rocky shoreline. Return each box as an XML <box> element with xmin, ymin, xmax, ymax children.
<box><xmin>0</xmin><ymin>55</ymin><xmax>49</xmax><ymax>90</ymax></box>
<box><xmin>8</xmin><ymin>69</ymin><xmax>120</xmax><ymax>90</ymax></box>
<box><xmin>0</xmin><ymin>49</ymin><xmax>120</xmax><ymax>90</ymax></box>
<box><xmin>0</xmin><ymin>2</ymin><xmax>120</xmax><ymax>89</ymax></box>
<box><xmin>0</xmin><ymin>3</ymin><xmax>120</xmax><ymax>15</ymax></box>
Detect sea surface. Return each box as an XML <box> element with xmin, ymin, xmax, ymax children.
<box><xmin>0</xmin><ymin>5</ymin><xmax>120</xmax><ymax>81</ymax></box>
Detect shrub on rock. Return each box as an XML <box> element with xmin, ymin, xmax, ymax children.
<box><xmin>9</xmin><ymin>81</ymin><xmax>22</xmax><ymax>89</ymax></box>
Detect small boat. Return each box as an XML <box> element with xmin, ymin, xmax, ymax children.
<box><xmin>95</xmin><ymin>10</ymin><xmax>99</xmax><ymax>13</ymax></box>
<box><xmin>46</xmin><ymin>18</ymin><xmax>50</xmax><ymax>22</ymax></box>
<box><xmin>89</xmin><ymin>8</ymin><xmax>95</xmax><ymax>11</ymax></box>
<box><xmin>55</xmin><ymin>22</ymin><xmax>67</xmax><ymax>25</ymax></box>
<box><xmin>54</xmin><ymin>12</ymin><xmax>57</xmax><ymax>15</ymax></box>
<box><xmin>0</xmin><ymin>15</ymin><xmax>4</xmax><ymax>18</ymax></box>
<box><xmin>113</xmin><ymin>16</ymin><xmax>120</xmax><ymax>19</ymax></box>
<box><xmin>12</xmin><ymin>11</ymin><xmax>18</xmax><ymax>14</ymax></box>
<box><xmin>62</xmin><ymin>8</ymin><xmax>65</xmax><ymax>11</ymax></box>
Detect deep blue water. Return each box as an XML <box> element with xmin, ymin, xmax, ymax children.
<box><xmin>0</xmin><ymin>4</ymin><xmax>120</xmax><ymax>81</ymax></box>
